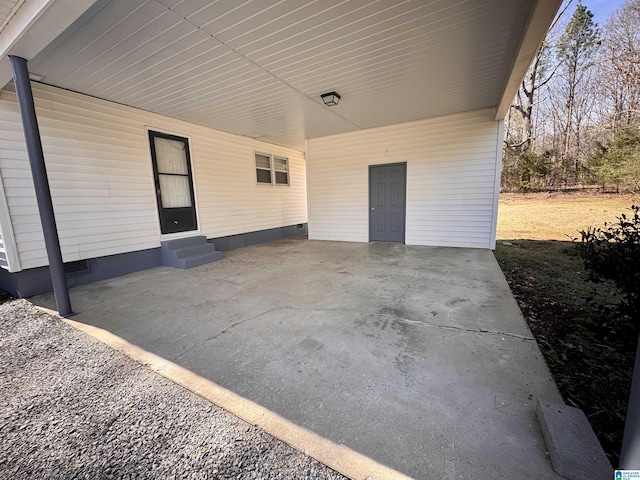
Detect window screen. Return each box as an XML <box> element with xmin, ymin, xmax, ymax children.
<box><xmin>255</xmin><ymin>154</ymin><xmax>272</xmax><ymax>184</ymax></box>
<box><xmin>274</xmin><ymin>157</ymin><xmax>289</xmax><ymax>185</ymax></box>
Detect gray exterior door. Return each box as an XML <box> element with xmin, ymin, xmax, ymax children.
<box><xmin>149</xmin><ymin>130</ymin><xmax>198</xmax><ymax>234</ymax></box>
<box><xmin>369</xmin><ymin>163</ymin><xmax>406</xmax><ymax>242</ymax></box>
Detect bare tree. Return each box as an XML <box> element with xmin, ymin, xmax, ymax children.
<box><xmin>507</xmin><ymin>2</ymin><xmax>573</xmax><ymax>152</ymax></box>
<box><xmin>502</xmin><ymin>0</ymin><xmax>640</xmax><ymax>192</ymax></box>
<box><xmin>511</xmin><ymin>45</ymin><xmax>553</xmax><ymax>150</ymax></box>
<box><xmin>600</xmin><ymin>0</ymin><xmax>640</xmax><ymax>133</ymax></box>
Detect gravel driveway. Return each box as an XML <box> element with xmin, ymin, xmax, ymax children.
<box><xmin>0</xmin><ymin>299</ymin><xmax>347</xmax><ymax>480</ymax></box>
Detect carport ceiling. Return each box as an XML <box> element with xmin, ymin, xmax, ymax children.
<box><xmin>0</xmin><ymin>1</ymin><xmax>20</xmax><ymax>29</ymax></box>
<box><xmin>28</xmin><ymin>0</ymin><xmax>538</xmax><ymax>150</ymax></box>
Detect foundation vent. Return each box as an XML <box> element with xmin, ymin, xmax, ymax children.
<box><xmin>64</xmin><ymin>259</ymin><xmax>88</xmax><ymax>274</ymax></box>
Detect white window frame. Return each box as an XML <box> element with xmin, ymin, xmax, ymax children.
<box><xmin>254</xmin><ymin>153</ymin><xmax>289</xmax><ymax>186</ymax></box>
<box><xmin>255</xmin><ymin>152</ymin><xmax>272</xmax><ymax>185</ymax></box>
<box><xmin>273</xmin><ymin>156</ymin><xmax>289</xmax><ymax>186</ymax></box>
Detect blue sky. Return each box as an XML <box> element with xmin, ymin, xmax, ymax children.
<box><xmin>580</xmin><ymin>0</ymin><xmax>626</xmax><ymax>24</ymax></box>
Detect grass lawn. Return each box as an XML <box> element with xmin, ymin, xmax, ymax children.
<box><xmin>498</xmin><ymin>192</ymin><xmax>638</xmax><ymax>241</ymax></box>
<box><xmin>494</xmin><ymin>191</ymin><xmax>639</xmax><ymax>467</ymax></box>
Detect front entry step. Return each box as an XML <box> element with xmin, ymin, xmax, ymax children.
<box><xmin>161</xmin><ymin>236</ymin><xmax>223</xmax><ymax>269</ymax></box>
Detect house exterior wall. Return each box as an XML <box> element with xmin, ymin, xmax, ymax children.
<box><xmin>0</xmin><ymin>83</ymin><xmax>307</xmax><ymax>271</ymax></box>
<box><xmin>0</xmin><ymin>174</ymin><xmax>8</xmax><ymax>269</ymax></box>
<box><xmin>0</xmin><ymin>170</ymin><xmax>20</xmax><ymax>272</ymax></box>
<box><xmin>0</xmin><ymin>226</ymin><xmax>6</xmax><ymax>269</ymax></box>
<box><xmin>307</xmin><ymin>109</ymin><xmax>502</xmax><ymax>249</ymax></box>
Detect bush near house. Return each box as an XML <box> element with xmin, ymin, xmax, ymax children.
<box><xmin>579</xmin><ymin>205</ymin><xmax>640</xmax><ymax>332</ymax></box>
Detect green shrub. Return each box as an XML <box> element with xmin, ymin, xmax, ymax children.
<box><xmin>578</xmin><ymin>205</ymin><xmax>640</xmax><ymax>337</ymax></box>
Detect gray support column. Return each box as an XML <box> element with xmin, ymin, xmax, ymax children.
<box><xmin>620</xmin><ymin>333</ymin><xmax>640</xmax><ymax>469</ymax></box>
<box><xmin>9</xmin><ymin>55</ymin><xmax>73</xmax><ymax>317</ymax></box>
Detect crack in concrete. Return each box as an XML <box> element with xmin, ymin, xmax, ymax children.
<box><xmin>278</xmin><ymin>307</ymin><xmax>535</xmax><ymax>341</ymax></box>
<box><xmin>173</xmin><ymin>305</ymin><xmax>534</xmax><ymax>363</ymax></box>
<box><xmin>382</xmin><ymin>314</ymin><xmax>535</xmax><ymax>341</ymax></box>
<box><xmin>172</xmin><ymin>307</ymin><xmax>280</xmax><ymax>361</ymax></box>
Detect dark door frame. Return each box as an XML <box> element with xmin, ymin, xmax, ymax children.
<box><xmin>148</xmin><ymin>129</ymin><xmax>198</xmax><ymax>235</ymax></box>
<box><xmin>368</xmin><ymin>162</ymin><xmax>407</xmax><ymax>243</ymax></box>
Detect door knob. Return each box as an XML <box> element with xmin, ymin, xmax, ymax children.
<box><xmin>371</xmin><ymin>207</ymin><xmax>375</xmax><ymax>211</ymax></box>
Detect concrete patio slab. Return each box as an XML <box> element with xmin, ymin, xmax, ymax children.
<box><xmin>32</xmin><ymin>238</ymin><xmax>563</xmax><ymax>479</ymax></box>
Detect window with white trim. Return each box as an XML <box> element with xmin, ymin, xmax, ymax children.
<box><xmin>255</xmin><ymin>153</ymin><xmax>289</xmax><ymax>186</ymax></box>
<box><xmin>255</xmin><ymin>153</ymin><xmax>272</xmax><ymax>184</ymax></box>
<box><xmin>274</xmin><ymin>157</ymin><xmax>289</xmax><ymax>185</ymax></box>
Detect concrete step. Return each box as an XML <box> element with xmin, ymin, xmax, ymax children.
<box><xmin>173</xmin><ymin>244</ymin><xmax>216</xmax><ymax>259</ymax></box>
<box><xmin>176</xmin><ymin>251</ymin><xmax>224</xmax><ymax>269</ymax></box>
<box><xmin>160</xmin><ymin>236</ymin><xmax>224</xmax><ymax>269</ymax></box>
<box><xmin>536</xmin><ymin>399</ymin><xmax>612</xmax><ymax>480</ymax></box>
<box><xmin>162</xmin><ymin>235</ymin><xmax>207</xmax><ymax>251</ymax></box>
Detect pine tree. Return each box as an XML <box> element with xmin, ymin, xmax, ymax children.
<box><xmin>556</xmin><ymin>3</ymin><xmax>600</xmax><ymax>183</ymax></box>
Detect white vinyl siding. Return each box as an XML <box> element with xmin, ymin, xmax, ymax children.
<box><xmin>0</xmin><ymin>231</ymin><xmax>7</xmax><ymax>269</ymax></box>
<box><xmin>307</xmin><ymin>109</ymin><xmax>500</xmax><ymax>249</ymax></box>
<box><xmin>0</xmin><ymin>83</ymin><xmax>307</xmax><ymax>271</ymax></box>
<box><xmin>0</xmin><ymin>170</ymin><xmax>19</xmax><ymax>271</ymax></box>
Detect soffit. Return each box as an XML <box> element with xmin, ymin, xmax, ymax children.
<box><xmin>27</xmin><ymin>0</ymin><xmax>538</xmax><ymax>150</ymax></box>
<box><xmin>0</xmin><ymin>0</ymin><xmax>22</xmax><ymax>32</ymax></box>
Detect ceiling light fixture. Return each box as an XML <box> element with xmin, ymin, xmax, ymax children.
<box><xmin>321</xmin><ymin>91</ymin><xmax>341</xmax><ymax>106</ymax></box>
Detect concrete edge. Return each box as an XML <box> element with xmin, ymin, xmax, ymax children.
<box><xmin>35</xmin><ymin>305</ymin><xmax>414</xmax><ymax>480</ymax></box>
